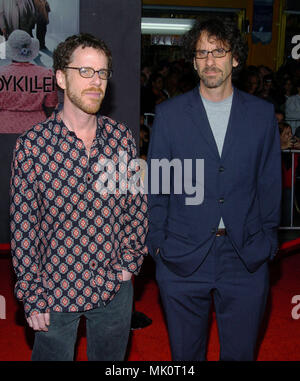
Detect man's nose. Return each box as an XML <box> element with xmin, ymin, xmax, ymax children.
<box><xmin>205</xmin><ymin>52</ymin><xmax>216</xmax><ymax>65</ymax></box>
<box><xmin>91</xmin><ymin>72</ymin><xmax>102</xmax><ymax>86</ymax></box>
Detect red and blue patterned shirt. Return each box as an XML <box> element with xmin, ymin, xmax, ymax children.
<box><xmin>10</xmin><ymin>109</ymin><xmax>148</xmax><ymax>317</ymax></box>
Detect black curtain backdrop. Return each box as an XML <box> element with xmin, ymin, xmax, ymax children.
<box><xmin>0</xmin><ymin>135</ymin><xmax>19</xmax><ymax>243</ymax></box>
<box><xmin>80</xmin><ymin>0</ymin><xmax>141</xmax><ymax>146</ymax></box>
<box><xmin>0</xmin><ymin>0</ymin><xmax>141</xmax><ymax>244</ymax></box>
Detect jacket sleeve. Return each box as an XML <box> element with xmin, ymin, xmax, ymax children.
<box><xmin>10</xmin><ymin>138</ymin><xmax>48</xmax><ymax>318</ymax></box>
<box><xmin>146</xmin><ymin>107</ymin><xmax>171</xmax><ymax>257</ymax></box>
<box><xmin>258</xmin><ymin>110</ymin><xmax>282</xmax><ymax>260</ymax></box>
<box><xmin>118</xmin><ymin>127</ymin><xmax>148</xmax><ymax>275</ymax></box>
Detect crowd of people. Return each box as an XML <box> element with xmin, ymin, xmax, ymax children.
<box><xmin>140</xmin><ymin>59</ymin><xmax>197</xmax><ymax>157</ymax></box>
<box><xmin>4</xmin><ymin>17</ymin><xmax>293</xmax><ymax>362</ymax></box>
<box><xmin>141</xmin><ymin>57</ymin><xmax>300</xmax><ymax>127</ymax></box>
<box><xmin>139</xmin><ymin>57</ymin><xmax>300</xmax><ymax>227</ymax></box>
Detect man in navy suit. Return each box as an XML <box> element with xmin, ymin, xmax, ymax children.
<box><xmin>146</xmin><ymin>18</ymin><xmax>282</xmax><ymax>361</ymax></box>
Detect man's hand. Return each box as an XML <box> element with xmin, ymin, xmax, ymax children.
<box><xmin>122</xmin><ymin>269</ymin><xmax>132</xmax><ymax>281</ymax></box>
<box><xmin>293</xmin><ymin>137</ymin><xmax>300</xmax><ymax>150</ymax></box>
<box><xmin>280</xmin><ymin>131</ymin><xmax>294</xmax><ymax>150</ymax></box>
<box><xmin>27</xmin><ymin>313</ymin><xmax>50</xmax><ymax>331</ymax></box>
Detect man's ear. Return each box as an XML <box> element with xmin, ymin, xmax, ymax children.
<box><xmin>232</xmin><ymin>56</ymin><xmax>239</xmax><ymax>68</ymax></box>
<box><xmin>193</xmin><ymin>57</ymin><xmax>197</xmax><ymax>71</ymax></box>
<box><xmin>56</xmin><ymin>70</ymin><xmax>66</xmax><ymax>90</ymax></box>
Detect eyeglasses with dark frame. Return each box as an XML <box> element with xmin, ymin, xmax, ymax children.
<box><xmin>194</xmin><ymin>48</ymin><xmax>231</xmax><ymax>59</ymax></box>
<box><xmin>64</xmin><ymin>66</ymin><xmax>113</xmax><ymax>80</ymax></box>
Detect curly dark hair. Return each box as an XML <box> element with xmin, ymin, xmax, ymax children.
<box><xmin>53</xmin><ymin>33</ymin><xmax>112</xmax><ymax>74</ymax></box>
<box><xmin>182</xmin><ymin>17</ymin><xmax>248</xmax><ymax>75</ymax></box>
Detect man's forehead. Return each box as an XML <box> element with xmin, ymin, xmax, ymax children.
<box><xmin>70</xmin><ymin>46</ymin><xmax>107</xmax><ymax>62</ymax></box>
<box><xmin>196</xmin><ymin>32</ymin><xmax>229</xmax><ymax>48</ymax></box>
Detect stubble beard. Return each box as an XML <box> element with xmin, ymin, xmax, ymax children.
<box><xmin>200</xmin><ymin>69</ymin><xmax>224</xmax><ymax>89</ymax></box>
<box><xmin>199</xmin><ymin>66</ymin><xmax>234</xmax><ymax>89</ymax></box>
<box><xmin>66</xmin><ymin>85</ymin><xmax>104</xmax><ymax>115</ymax></box>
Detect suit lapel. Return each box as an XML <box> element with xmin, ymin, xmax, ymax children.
<box><xmin>187</xmin><ymin>87</ymin><xmax>220</xmax><ymax>160</ymax></box>
<box><xmin>221</xmin><ymin>89</ymin><xmax>247</xmax><ymax>161</ymax></box>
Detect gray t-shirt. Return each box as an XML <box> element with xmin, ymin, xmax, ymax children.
<box><xmin>201</xmin><ymin>92</ymin><xmax>233</xmax><ymax>228</ymax></box>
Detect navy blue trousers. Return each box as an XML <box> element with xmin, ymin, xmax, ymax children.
<box><xmin>31</xmin><ymin>280</ymin><xmax>133</xmax><ymax>361</ymax></box>
<box><xmin>156</xmin><ymin>235</ymin><xmax>269</xmax><ymax>361</ymax></box>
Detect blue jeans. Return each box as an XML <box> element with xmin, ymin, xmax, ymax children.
<box><xmin>31</xmin><ymin>280</ymin><xmax>133</xmax><ymax>361</ymax></box>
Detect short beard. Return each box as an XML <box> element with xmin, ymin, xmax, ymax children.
<box><xmin>200</xmin><ymin>68</ymin><xmax>232</xmax><ymax>89</ymax></box>
<box><xmin>66</xmin><ymin>87</ymin><xmax>104</xmax><ymax>115</ymax></box>
<box><xmin>200</xmin><ymin>75</ymin><xmax>224</xmax><ymax>88</ymax></box>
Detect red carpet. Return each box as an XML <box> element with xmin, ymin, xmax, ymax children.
<box><xmin>0</xmin><ymin>252</ymin><xmax>300</xmax><ymax>361</ymax></box>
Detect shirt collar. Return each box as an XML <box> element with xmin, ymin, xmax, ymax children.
<box><xmin>50</xmin><ymin>105</ymin><xmax>107</xmax><ymax>147</ymax></box>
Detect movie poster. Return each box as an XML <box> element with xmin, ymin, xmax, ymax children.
<box><xmin>0</xmin><ymin>0</ymin><xmax>141</xmax><ymax>245</ymax></box>
<box><xmin>0</xmin><ymin>0</ymin><xmax>79</xmax><ymax>67</ymax></box>
<box><xmin>0</xmin><ymin>0</ymin><xmax>79</xmax><ymax>243</ymax></box>
<box><xmin>0</xmin><ymin>0</ymin><xmax>79</xmax><ymax>132</ymax></box>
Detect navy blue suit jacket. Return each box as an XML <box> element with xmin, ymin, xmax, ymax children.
<box><xmin>146</xmin><ymin>86</ymin><xmax>282</xmax><ymax>275</ymax></box>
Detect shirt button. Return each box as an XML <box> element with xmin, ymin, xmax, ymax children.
<box><xmin>219</xmin><ymin>197</ymin><xmax>224</xmax><ymax>204</ymax></box>
<box><xmin>86</xmin><ymin>174</ymin><xmax>92</xmax><ymax>183</ymax></box>
<box><xmin>90</xmin><ymin>260</ymin><xmax>97</xmax><ymax>269</ymax></box>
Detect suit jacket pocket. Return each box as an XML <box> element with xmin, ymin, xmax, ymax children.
<box><xmin>244</xmin><ymin>216</ymin><xmax>262</xmax><ymax>245</ymax></box>
<box><xmin>166</xmin><ymin>218</ymin><xmax>190</xmax><ymax>240</ymax></box>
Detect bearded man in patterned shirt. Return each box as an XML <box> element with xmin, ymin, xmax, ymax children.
<box><xmin>10</xmin><ymin>33</ymin><xmax>148</xmax><ymax>361</ymax></box>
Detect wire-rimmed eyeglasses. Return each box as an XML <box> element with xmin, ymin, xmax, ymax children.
<box><xmin>194</xmin><ymin>48</ymin><xmax>231</xmax><ymax>59</ymax></box>
<box><xmin>64</xmin><ymin>66</ymin><xmax>113</xmax><ymax>80</ymax></box>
